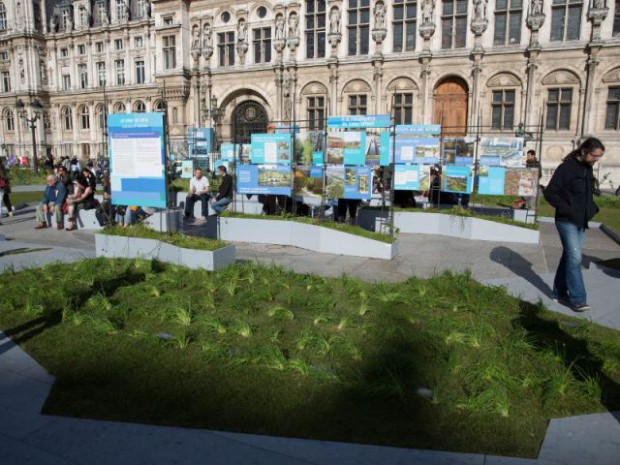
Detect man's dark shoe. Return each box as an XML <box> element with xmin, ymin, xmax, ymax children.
<box><xmin>57</xmin><ymin>222</ymin><xmax>63</xmax><ymax>230</ymax></box>
<box><xmin>34</xmin><ymin>222</ymin><xmax>48</xmax><ymax>230</ymax></box>
<box><xmin>570</xmin><ymin>303</ymin><xmax>591</xmax><ymax>312</ymax></box>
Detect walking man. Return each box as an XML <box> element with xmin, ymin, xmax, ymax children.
<box><xmin>184</xmin><ymin>167</ymin><xmax>210</xmax><ymax>221</ymax></box>
<box><xmin>544</xmin><ymin>137</ymin><xmax>605</xmax><ymax>312</ymax></box>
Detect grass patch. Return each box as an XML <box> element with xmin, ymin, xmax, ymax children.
<box><xmin>101</xmin><ymin>225</ymin><xmax>227</xmax><ymax>251</ymax></box>
<box><xmin>221</xmin><ymin>211</ymin><xmax>396</xmax><ymax>243</ymax></box>
<box><xmin>5</xmin><ymin>168</ymin><xmax>50</xmax><ymax>186</ymax></box>
<box><xmin>1</xmin><ymin>259</ymin><xmax>619</xmax><ymax>457</ymax></box>
<box><xmin>9</xmin><ymin>191</ymin><xmax>44</xmax><ymax>205</ymax></box>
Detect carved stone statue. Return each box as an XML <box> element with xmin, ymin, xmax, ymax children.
<box><xmin>191</xmin><ymin>25</ymin><xmax>201</xmax><ymax>50</ymax></box>
<box><xmin>593</xmin><ymin>0</ymin><xmax>606</xmax><ymax>9</ymax></box>
<box><xmin>422</xmin><ymin>0</ymin><xmax>435</xmax><ymax>25</ymax></box>
<box><xmin>202</xmin><ymin>23</ymin><xmax>212</xmax><ymax>48</ymax></box>
<box><xmin>237</xmin><ymin>18</ymin><xmax>248</xmax><ymax>42</ymax></box>
<box><xmin>49</xmin><ymin>14</ymin><xmax>57</xmax><ymax>33</ymax></box>
<box><xmin>473</xmin><ymin>0</ymin><xmax>488</xmax><ymax>22</ymax></box>
<box><xmin>40</xmin><ymin>60</ymin><xmax>47</xmax><ymax>85</ymax></box>
<box><xmin>330</xmin><ymin>8</ymin><xmax>340</xmax><ymax>34</ymax></box>
<box><xmin>374</xmin><ymin>2</ymin><xmax>386</xmax><ymax>29</ymax></box>
<box><xmin>275</xmin><ymin>15</ymin><xmax>285</xmax><ymax>40</ymax></box>
<box><xmin>283</xmin><ymin>79</ymin><xmax>292</xmax><ymax>121</ymax></box>
<box><xmin>18</xmin><ymin>58</ymin><xmax>25</xmax><ymax>83</ymax></box>
<box><xmin>288</xmin><ymin>12</ymin><xmax>299</xmax><ymax>38</ymax></box>
<box><xmin>531</xmin><ymin>0</ymin><xmax>543</xmax><ymax>16</ymax></box>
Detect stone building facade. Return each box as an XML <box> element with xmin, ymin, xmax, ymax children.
<box><xmin>0</xmin><ymin>0</ymin><xmax>619</xmax><ymax>184</ymax></box>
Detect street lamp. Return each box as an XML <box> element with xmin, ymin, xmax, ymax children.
<box><xmin>203</xmin><ymin>95</ymin><xmax>224</xmax><ymax>151</ymax></box>
<box><xmin>16</xmin><ymin>98</ymin><xmax>43</xmax><ymax>174</ymax></box>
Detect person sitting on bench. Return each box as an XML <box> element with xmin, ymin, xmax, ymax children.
<box><xmin>184</xmin><ymin>167</ymin><xmax>211</xmax><ymax>221</ymax></box>
<box><xmin>210</xmin><ymin>165</ymin><xmax>233</xmax><ymax>214</ymax></box>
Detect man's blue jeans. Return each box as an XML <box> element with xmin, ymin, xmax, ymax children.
<box><xmin>553</xmin><ymin>221</ymin><xmax>587</xmax><ymax>305</ymax></box>
<box><xmin>211</xmin><ymin>197</ymin><xmax>232</xmax><ymax>214</ymax></box>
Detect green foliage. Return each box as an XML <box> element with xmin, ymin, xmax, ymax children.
<box><xmin>0</xmin><ymin>260</ymin><xmax>619</xmax><ymax>458</ymax></box>
<box><xmin>101</xmin><ymin>225</ymin><xmax>227</xmax><ymax>251</ymax></box>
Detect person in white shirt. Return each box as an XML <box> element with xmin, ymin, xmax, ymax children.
<box><xmin>184</xmin><ymin>167</ymin><xmax>211</xmax><ymax>220</ymax></box>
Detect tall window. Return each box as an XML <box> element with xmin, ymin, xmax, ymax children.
<box><xmin>546</xmin><ymin>88</ymin><xmax>572</xmax><ymax>130</ymax></box>
<box><xmin>96</xmin><ymin>42</ymin><xmax>104</xmax><ymax>53</ymax></box>
<box><xmin>135</xmin><ymin>0</ymin><xmax>146</xmax><ymax>19</ymax></box>
<box><xmin>78</xmin><ymin>44</ymin><xmax>86</xmax><ymax>55</ymax></box>
<box><xmin>79</xmin><ymin>64</ymin><xmax>88</xmax><ymax>89</ymax></box>
<box><xmin>96</xmin><ymin>62</ymin><xmax>106</xmax><ymax>87</ymax></box>
<box><xmin>80</xmin><ymin>106</ymin><xmax>90</xmax><ymax>130</ymax></box>
<box><xmin>494</xmin><ymin>0</ymin><xmax>522</xmax><ymax>45</ymax></box>
<box><xmin>5</xmin><ymin>110</ymin><xmax>14</xmax><ymax>131</ymax></box>
<box><xmin>62</xmin><ymin>107</ymin><xmax>73</xmax><ymax>131</ymax></box>
<box><xmin>442</xmin><ymin>0</ymin><xmax>467</xmax><ymax>49</ymax></box>
<box><xmin>393</xmin><ymin>93</ymin><xmax>413</xmax><ymax>124</ymax></box>
<box><xmin>393</xmin><ymin>0</ymin><xmax>417</xmax><ymax>52</ymax></box>
<box><xmin>1</xmin><ymin>71</ymin><xmax>9</xmax><ymax>92</ymax></box>
<box><xmin>62</xmin><ymin>74</ymin><xmax>71</xmax><ymax>90</ymax></box>
<box><xmin>135</xmin><ymin>60</ymin><xmax>145</xmax><ymax>84</ymax></box>
<box><xmin>347</xmin><ymin>0</ymin><xmax>370</xmax><ymax>56</ymax></box>
<box><xmin>218</xmin><ymin>32</ymin><xmax>235</xmax><ymax>66</ymax></box>
<box><xmin>116</xmin><ymin>0</ymin><xmax>125</xmax><ymax>20</ymax></box>
<box><xmin>491</xmin><ymin>90</ymin><xmax>515</xmax><ymax>129</ymax></box>
<box><xmin>605</xmin><ymin>87</ymin><xmax>620</xmax><ymax>130</ymax></box>
<box><xmin>306</xmin><ymin>0</ymin><xmax>326</xmax><ymax>59</ymax></box>
<box><xmin>253</xmin><ymin>28</ymin><xmax>272</xmax><ymax>63</ymax></box>
<box><xmin>163</xmin><ymin>36</ymin><xmax>176</xmax><ymax>69</ymax></box>
<box><xmin>614</xmin><ymin>0</ymin><xmax>620</xmax><ymax>36</ymax></box>
<box><xmin>0</xmin><ymin>3</ymin><xmax>6</xmax><ymax>31</ymax></box>
<box><xmin>348</xmin><ymin>94</ymin><xmax>367</xmax><ymax>115</ymax></box>
<box><xmin>307</xmin><ymin>96</ymin><xmax>326</xmax><ymax>130</ymax></box>
<box><xmin>114</xmin><ymin>39</ymin><xmax>123</xmax><ymax>50</ymax></box>
<box><xmin>96</xmin><ymin>104</ymin><xmax>106</xmax><ymax>129</ymax></box>
<box><xmin>550</xmin><ymin>0</ymin><xmax>582</xmax><ymax>42</ymax></box>
<box><xmin>115</xmin><ymin>59</ymin><xmax>125</xmax><ymax>85</ymax></box>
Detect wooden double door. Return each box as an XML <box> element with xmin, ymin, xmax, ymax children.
<box><xmin>434</xmin><ymin>77</ymin><xmax>469</xmax><ymax>136</ymax></box>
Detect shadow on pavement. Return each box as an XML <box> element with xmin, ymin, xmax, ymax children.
<box><xmin>490</xmin><ymin>246</ymin><xmax>553</xmax><ymax>298</ymax></box>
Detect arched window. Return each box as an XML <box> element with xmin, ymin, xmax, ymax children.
<box><xmin>153</xmin><ymin>100</ymin><xmax>164</xmax><ymax>112</ymax></box>
<box><xmin>80</xmin><ymin>106</ymin><xmax>90</xmax><ymax>130</ymax></box>
<box><xmin>4</xmin><ymin>109</ymin><xmax>14</xmax><ymax>131</ymax></box>
<box><xmin>134</xmin><ymin>100</ymin><xmax>146</xmax><ymax>113</ymax></box>
<box><xmin>96</xmin><ymin>104</ymin><xmax>106</xmax><ymax>129</ymax></box>
<box><xmin>113</xmin><ymin>102</ymin><xmax>126</xmax><ymax>113</ymax></box>
<box><xmin>62</xmin><ymin>107</ymin><xmax>73</xmax><ymax>131</ymax></box>
<box><xmin>0</xmin><ymin>3</ymin><xmax>7</xmax><ymax>31</ymax></box>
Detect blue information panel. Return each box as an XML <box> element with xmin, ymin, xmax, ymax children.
<box><xmin>394</xmin><ymin>164</ymin><xmax>421</xmax><ymax>190</ymax></box>
<box><xmin>251</xmin><ymin>134</ymin><xmax>292</xmax><ymax>165</ymax></box>
<box><xmin>328</xmin><ymin>114</ymin><xmax>391</xmax><ymax>129</ymax></box>
<box><xmin>109</xmin><ymin>113</ymin><xmax>167</xmax><ymax>208</ymax></box>
<box><xmin>394</xmin><ymin>137</ymin><xmax>440</xmax><ymax>164</ymax></box>
<box><xmin>326</xmin><ymin>131</ymin><xmax>367</xmax><ymax>165</ymax></box>
<box><xmin>379</xmin><ymin>131</ymin><xmax>393</xmax><ymax>166</ymax></box>
<box><xmin>237</xmin><ymin>164</ymin><xmax>292</xmax><ymax>195</ymax></box>
<box><xmin>443</xmin><ymin>165</ymin><xmax>473</xmax><ymax>194</ymax></box>
<box><xmin>478</xmin><ymin>166</ymin><xmax>506</xmax><ymax>195</ymax></box>
<box><xmin>220</xmin><ymin>143</ymin><xmax>236</xmax><ymax>161</ymax></box>
<box><xmin>395</xmin><ymin>124</ymin><xmax>441</xmax><ymax>135</ymax></box>
<box><xmin>344</xmin><ymin>166</ymin><xmax>372</xmax><ymax>200</ymax></box>
<box><xmin>188</xmin><ymin>127</ymin><xmax>213</xmax><ymax>158</ymax></box>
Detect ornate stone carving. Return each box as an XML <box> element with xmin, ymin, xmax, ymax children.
<box><xmin>202</xmin><ymin>22</ymin><xmax>213</xmax><ymax>60</ymax></box>
<box><xmin>542</xmin><ymin>70</ymin><xmax>580</xmax><ymax>86</ymax></box>
<box><xmin>237</xmin><ymin>19</ymin><xmax>248</xmax><ymax>64</ymax></box>
<box><xmin>486</xmin><ymin>73</ymin><xmax>522</xmax><ymax>88</ymax></box>
<box><xmin>329</xmin><ymin>7</ymin><xmax>340</xmax><ymax>34</ymax></box>
<box><xmin>588</xmin><ymin>0</ymin><xmax>609</xmax><ymax>41</ymax></box>
<box><xmin>470</xmin><ymin>0</ymin><xmax>488</xmax><ymax>35</ymax></box>
<box><xmin>527</xmin><ymin>0</ymin><xmax>546</xmax><ymax>31</ymax></box>
<box><xmin>287</xmin><ymin>12</ymin><xmax>300</xmax><ymax>52</ymax></box>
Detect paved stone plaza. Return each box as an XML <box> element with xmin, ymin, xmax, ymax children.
<box><xmin>1</xmin><ymin>203</ymin><xmax>619</xmax><ymax>464</ymax></box>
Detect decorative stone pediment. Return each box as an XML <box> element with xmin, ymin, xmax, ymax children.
<box><xmin>300</xmin><ymin>81</ymin><xmax>328</xmax><ymax>95</ymax></box>
<box><xmin>486</xmin><ymin>73</ymin><xmax>522</xmax><ymax>88</ymax></box>
<box><xmin>602</xmin><ymin>67</ymin><xmax>620</xmax><ymax>83</ymax></box>
<box><xmin>542</xmin><ymin>70</ymin><xmax>580</xmax><ymax>86</ymax></box>
<box><xmin>387</xmin><ymin>77</ymin><xmax>418</xmax><ymax>92</ymax></box>
<box><xmin>343</xmin><ymin>79</ymin><xmax>372</xmax><ymax>93</ymax></box>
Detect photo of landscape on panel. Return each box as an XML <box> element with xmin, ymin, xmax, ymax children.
<box><xmin>258</xmin><ymin>165</ymin><xmax>292</xmax><ymax>187</ymax></box>
<box><xmin>479</xmin><ymin>137</ymin><xmax>524</xmax><ymax>167</ymax></box>
<box><xmin>326</xmin><ymin>165</ymin><xmax>345</xmax><ymax>198</ymax></box>
<box><xmin>504</xmin><ymin>168</ymin><xmax>538</xmax><ymax>196</ymax></box>
<box><xmin>294</xmin><ymin>166</ymin><xmax>323</xmax><ymax>197</ymax></box>
<box><xmin>293</xmin><ymin>131</ymin><xmax>324</xmax><ymax>165</ymax></box>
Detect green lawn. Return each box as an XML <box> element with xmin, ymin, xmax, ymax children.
<box><xmin>1</xmin><ymin>259</ymin><xmax>619</xmax><ymax>457</ymax></box>
<box><xmin>5</xmin><ymin>168</ymin><xmax>50</xmax><ymax>186</ymax></box>
<box><xmin>9</xmin><ymin>191</ymin><xmax>44</xmax><ymax>205</ymax></box>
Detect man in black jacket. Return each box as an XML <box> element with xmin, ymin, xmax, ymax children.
<box><xmin>210</xmin><ymin>165</ymin><xmax>233</xmax><ymax>214</ymax></box>
<box><xmin>544</xmin><ymin>137</ymin><xmax>605</xmax><ymax>312</ymax></box>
